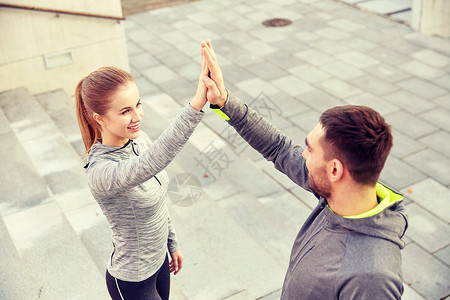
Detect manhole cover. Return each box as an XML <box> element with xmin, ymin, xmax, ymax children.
<box><xmin>262</xmin><ymin>18</ymin><xmax>292</xmax><ymax>27</ymax></box>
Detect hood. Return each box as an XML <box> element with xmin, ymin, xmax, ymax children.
<box><xmin>84</xmin><ymin>134</ymin><xmax>145</xmax><ymax>169</ymax></box>
<box><xmin>324</xmin><ymin>183</ymin><xmax>408</xmax><ymax>249</ymax></box>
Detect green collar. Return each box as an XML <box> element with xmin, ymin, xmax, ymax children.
<box><xmin>328</xmin><ymin>182</ymin><xmax>403</xmax><ymax>219</ymax></box>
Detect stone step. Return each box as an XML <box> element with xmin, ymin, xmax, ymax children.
<box><xmin>34</xmin><ymin>89</ymin><xmax>86</xmax><ymax>156</ymax></box>
<box><xmin>1</xmin><ymin>199</ymin><xmax>110</xmax><ymax>299</ymax></box>
<box><xmin>0</xmin><ymin>108</ymin><xmax>50</xmax><ymax>214</ymax></box>
<box><xmin>0</xmin><ymin>88</ymin><xmax>110</xmax><ymax>298</ymax></box>
<box><xmin>0</xmin><ymin>216</ymin><xmax>40</xmax><ymax>300</ymax></box>
<box><xmin>0</xmin><ymin>88</ymin><xmax>87</xmax><ymax>196</ymax></box>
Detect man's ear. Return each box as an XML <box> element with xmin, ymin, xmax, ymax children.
<box><xmin>93</xmin><ymin>113</ymin><xmax>104</xmax><ymax>126</ymax></box>
<box><xmin>328</xmin><ymin>159</ymin><xmax>344</xmax><ymax>183</ymax></box>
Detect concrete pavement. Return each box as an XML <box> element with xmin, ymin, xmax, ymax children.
<box><xmin>124</xmin><ymin>0</ymin><xmax>449</xmax><ymax>299</ymax></box>
<box><xmin>1</xmin><ymin>0</ymin><xmax>449</xmax><ymax>299</ymax></box>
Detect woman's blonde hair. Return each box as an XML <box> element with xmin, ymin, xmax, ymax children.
<box><xmin>75</xmin><ymin>66</ymin><xmax>134</xmax><ymax>153</ymax></box>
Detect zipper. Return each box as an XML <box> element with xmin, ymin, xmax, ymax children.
<box><xmin>131</xmin><ymin>141</ymin><xmax>139</xmax><ymax>156</ymax></box>
<box><xmin>110</xmin><ymin>242</ymin><xmax>115</xmax><ymax>267</ymax></box>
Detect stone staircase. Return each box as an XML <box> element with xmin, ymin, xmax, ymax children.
<box><xmin>0</xmin><ymin>88</ymin><xmax>110</xmax><ymax>299</ymax></box>
<box><xmin>3</xmin><ymin>84</ymin><xmax>447</xmax><ymax>300</ymax></box>
<box><xmin>0</xmin><ymin>87</ymin><xmax>293</xmax><ymax>300</ymax></box>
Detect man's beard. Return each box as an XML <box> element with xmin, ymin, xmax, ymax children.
<box><xmin>308</xmin><ymin>167</ymin><xmax>332</xmax><ymax>199</ymax></box>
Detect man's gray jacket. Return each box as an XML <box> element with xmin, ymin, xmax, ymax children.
<box><xmin>215</xmin><ymin>91</ymin><xmax>408</xmax><ymax>299</ymax></box>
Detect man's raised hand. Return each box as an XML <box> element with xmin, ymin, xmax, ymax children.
<box><xmin>201</xmin><ymin>40</ymin><xmax>228</xmax><ymax>107</ymax></box>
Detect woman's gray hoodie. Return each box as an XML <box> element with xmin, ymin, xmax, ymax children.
<box><xmin>217</xmin><ymin>91</ymin><xmax>408</xmax><ymax>299</ymax></box>
<box><xmin>84</xmin><ymin>104</ymin><xmax>203</xmax><ymax>282</ymax></box>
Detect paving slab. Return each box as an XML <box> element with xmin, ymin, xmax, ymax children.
<box><xmin>383</xmin><ymin>90</ymin><xmax>436</xmax><ymax>115</ymax></box>
<box><xmin>419</xmin><ymin>107</ymin><xmax>450</xmax><ymax>131</ymax></box>
<box><xmin>404</xmin><ymin>203</ymin><xmax>450</xmax><ymax>253</ymax></box>
<box><xmin>167</xmin><ymin>195</ymin><xmax>286</xmax><ymax>300</ymax></box>
<box><xmin>256</xmin><ymin>159</ymin><xmax>299</xmax><ymax>191</ymax></box>
<box><xmin>264</xmin><ymin>52</ymin><xmax>305</xmax><ymax>70</ymax></box>
<box><xmin>218</xmin><ymin>191</ymin><xmax>310</xmax><ymax>269</ymax></box>
<box><xmin>345</xmin><ymin>92</ymin><xmax>399</xmax><ymax>115</ymax></box>
<box><xmin>390</xmin><ymin>130</ymin><xmax>426</xmax><ymax>158</ymax></box>
<box><xmin>315</xmin><ymin>26</ymin><xmax>352</xmax><ymax>40</ymax></box>
<box><xmin>402</xmin><ymin>242</ymin><xmax>450</xmax><ymax>300</ymax></box>
<box><xmin>269</xmin><ymin>92</ymin><xmax>310</xmax><ymax>118</ymax></box>
<box><xmin>328</xmin><ymin>18</ymin><xmax>366</xmax><ymax>32</ymax></box>
<box><xmin>159</xmin><ymin>77</ymin><xmax>198</xmax><ymax>104</ymax></box>
<box><xmin>402</xmin><ymin>178</ymin><xmax>450</xmax><ymax>223</ymax></box>
<box><xmin>315</xmin><ymin>77</ymin><xmax>364</xmax><ymax>99</ymax></box>
<box><xmin>365</xmin><ymin>63</ymin><xmax>411</xmax><ymax>83</ymax></box>
<box><xmin>404</xmin><ymin>149</ymin><xmax>450</xmax><ymax>186</ymax></box>
<box><xmin>320</xmin><ymin>60</ymin><xmax>365</xmax><ymax>80</ymax></box>
<box><xmin>434</xmin><ymin>245</ymin><xmax>450</xmax><ymax>267</ymax></box>
<box><xmin>434</xmin><ymin>74</ymin><xmax>450</xmax><ymax>90</ymax></box>
<box><xmin>433</xmin><ymin>93</ymin><xmax>450</xmax><ymax>111</ymax></box>
<box><xmin>135</xmin><ymin>74</ymin><xmax>163</xmax><ymax>96</ymax></box>
<box><xmin>288</xmin><ymin>64</ymin><xmax>332</xmax><ymax>83</ymax></box>
<box><xmin>129</xmin><ymin>51</ymin><xmax>161</xmax><ymax>71</ymax></box>
<box><xmin>337</xmin><ymin>50</ymin><xmax>381</xmax><ymax>68</ymax></box>
<box><xmin>411</xmin><ymin>49</ymin><xmax>450</xmax><ymax>69</ymax></box>
<box><xmin>247</xmin><ymin>62</ymin><xmax>289</xmax><ymax>81</ymax></box>
<box><xmin>418</xmin><ymin>130</ymin><xmax>450</xmax><ymax>159</ymax></box>
<box><xmin>311</xmin><ymin>39</ymin><xmax>350</xmax><ymax>55</ymax></box>
<box><xmin>384</xmin><ymin>110</ymin><xmax>438</xmax><ymax>139</ymax></box>
<box><xmin>400</xmin><ymin>60</ymin><xmax>447</xmax><ymax>80</ymax></box>
<box><xmin>271</xmin><ymin>76</ymin><xmax>315</xmax><ymax>97</ymax></box>
<box><xmin>295</xmin><ymin>48</ymin><xmax>336</xmax><ymax>66</ymax></box>
<box><xmin>141</xmin><ymin>64</ymin><xmax>179</xmax><ymax>85</ymax></box>
<box><xmin>354</xmin><ymin>27</ymin><xmax>395</xmax><ymax>43</ymax></box>
<box><xmin>396</xmin><ymin>77</ymin><xmax>447</xmax><ymax>99</ymax></box>
<box><xmin>341</xmin><ymin>36</ymin><xmax>377</xmax><ymax>52</ymax></box>
<box><xmin>367</xmin><ymin>46</ymin><xmax>412</xmax><ymax>66</ymax></box>
<box><xmin>225</xmin><ymin>158</ymin><xmax>287</xmax><ymax>198</ymax></box>
<box><xmin>405</xmin><ymin>32</ymin><xmax>450</xmax><ymax>56</ymax></box>
<box><xmin>221</xmin><ymin>64</ymin><xmax>260</xmax><ymax>83</ymax></box>
<box><xmin>288</xmin><ymin>109</ymin><xmax>321</xmax><ymax>133</ymax></box>
<box><xmin>380</xmin><ymin>156</ymin><xmax>427</xmax><ymax>189</ymax></box>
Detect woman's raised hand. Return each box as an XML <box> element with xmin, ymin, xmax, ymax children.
<box><xmin>201</xmin><ymin>40</ymin><xmax>228</xmax><ymax>107</ymax></box>
<box><xmin>190</xmin><ymin>43</ymin><xmax>210</xmax><ymax>111</ymax></box>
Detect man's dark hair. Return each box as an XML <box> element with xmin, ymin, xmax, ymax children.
<box><xmin>319</xmin><ymin>105</ymin><xmax>393</xmax><ymax>186</ymax></box>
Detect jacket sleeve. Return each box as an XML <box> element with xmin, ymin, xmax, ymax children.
<box><xmin>219</xmin><ymin>91</ymin><xmax>311</xmax><ymax>191</ymax></box>
<box><xmin>87</xmin><ymin>104</ymin><xmax>204</xmax><ymax>194</ymax></box>
<box><xmin>167</xmin><ymin>213</ymin><xmax>178</xmax><ymax>252</ymax></box>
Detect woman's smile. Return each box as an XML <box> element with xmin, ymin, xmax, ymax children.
<box><xmin>128</xmin><ymin>123</ymin><xmax>140</xmax><ymax>132</ymax></box>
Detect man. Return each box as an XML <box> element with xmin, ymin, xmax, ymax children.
<box><xmin>200</xmin><ymin>41</ymin><xmax>408</xmax><ymax>299</ymax></box>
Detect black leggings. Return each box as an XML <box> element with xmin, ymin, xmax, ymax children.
<box><xmin>106</xmin><ymin>255</ymin><xmax>170</xmax><ymax>300</ymax></box>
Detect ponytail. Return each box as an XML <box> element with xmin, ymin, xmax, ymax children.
<box><xmin>75</xmin><ymin>78</ymin><xmax>101</xmax><ymax>154</ymax></box>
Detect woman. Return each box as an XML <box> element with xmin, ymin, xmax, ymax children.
<box><xmin>75</xmin><ymin>45</ymin><xmax>209</xmax><ymax>299</ymax></box>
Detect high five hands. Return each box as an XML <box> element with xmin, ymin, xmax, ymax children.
<box><xmin>200</xmin><ymin>40</ymin><xmax>228</xmax><ymax>107</ymax></box>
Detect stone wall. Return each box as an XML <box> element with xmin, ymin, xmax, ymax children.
<box><xmin>412</xmin><ymin>0</ymin><xmax>450</xmax><ymax>38</ymax></box>
<box><xmin>0</xmin><ymin>0</ymin><xmax>129</xmax><ymax>95</ymax></box>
